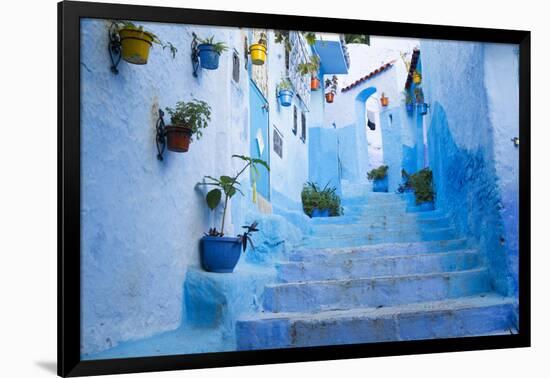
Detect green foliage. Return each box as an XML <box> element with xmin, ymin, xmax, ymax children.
<box><xmin>344</xmin><ymin>34</ymin><xmax>370</xmax><ymax>45</ymax></box>
<box><xmin>402</xmin><ymin>168</ymin><xmax>435</xmax><ymax>204</ymax></box>
<box><xmin>367</xmin><ymin>165</ymin><xmax>389</xmax><ymax>181</ymax></box>
<box><xmin>256</xmin><ymin>32</ymin><xmax>268</xmax><ymax>46</ymax></box>
<box><xmin>304</xmin><ymin>32</ymin><xmax>317</xmax><ymax>46</ymax></box>
<box><xmin>165</xmin><ymin>100</ymin><xmax>211</xmax><ymax>140</ymax></box>
<box><xmin>198</xmin><ymin>35</ymin><xmax>229</xmax><ymax>54</ymax></box>
<box><xmin>199</xmin><ymin>155</ymin><xmax>270</xmax><ymax>235</ymax></box>
<box><xmin>403</xmin><ymin>90</ymin><xmax>413</xmax><ymax>105</ymax></box>
<box><xmin>237</xmin><ymin>221</ymin><xmax>260</xmax><ymax>253</ymax></box>
<box><xmin>301</xmin><ymin>182</ymin><xmax>343</xmax><ymax>217</ymax></box>
<box><xmin>277</xmin><ymin>77</ymin><xmax>294</xmax><ymax>93</ymax></box>
<box><xmin>274</xmin><ymin>31</ymin><xmax>317</xmax><ymax>51</ymax></box>
<box><xmin>297</xmin><ymin>55</ymin><xmax>321</xmax><ymax>77</ymax></box>
<box><xmin>325</xmin><ymin>75</ymin><xmax>338</xmax><ymax>93</ymax></box>
<box><xmin>414</xmin><ymin>87</ymin><xmax>424</xmax><ymax>104</ymax></box>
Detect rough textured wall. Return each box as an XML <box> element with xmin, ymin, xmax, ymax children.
<box><xmin>422</xmin><ymin>40</ymin><xmax>518</xmax><ymax>296</ymax></box>
<box><xmin>379</xmin><ymin>108</ymin><xmax>404</xmax><ymax>191</ymax></box>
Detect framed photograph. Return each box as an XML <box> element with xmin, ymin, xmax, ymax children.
<box><xmin>58</xmin><ymin>0</ymin><xmax>530</xmax><ymax>376</ymax></box>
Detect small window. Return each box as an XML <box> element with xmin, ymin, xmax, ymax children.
<box><xmin>301</xmin><ymin>111</ymin><xmax>306</xmax><ymax>142</ymax></box>
<box><xmin>292</xmin><ymin>106</ymin><xmax>298</xmax><ymax>135</ymax></box>
<box><xmin>232</xmin><ymin>50</ymin><xmax>240</xmax><ymax>83</ymax></box>
<box><xmin>273</xmin><ymin>126</ymin><xmax>283</xmax><ymax>158</ymax></box>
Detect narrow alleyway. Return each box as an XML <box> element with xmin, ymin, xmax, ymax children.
<box><xmin>236</xmin><ymin>183</ymin><xmax>517</xmax><ymax>349</ymax></box>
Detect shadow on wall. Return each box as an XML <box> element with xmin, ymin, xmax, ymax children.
<box><xmin>428</xmin><ymin>102</ymin><xmax>516</xmax><ymax>297</ymax></box>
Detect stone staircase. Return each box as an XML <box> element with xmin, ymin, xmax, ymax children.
<box><xmin>235</xmin><ymin>187</ymin><xmax>517</xmax><ymax>350</ymax></box>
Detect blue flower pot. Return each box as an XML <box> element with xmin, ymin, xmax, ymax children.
<box><xmin>278</xmin><ymin>90</ymin><xmax>294</xmax><ymax>107</ymax></box>
<box><xmin>373</xmin><ymin>176</ymin><xmax>389</xmax><ymax>192</ymax></box>
<box><xmin>406</xmin><ymin>103</ymin><xmax>414</xmax><ymax>113</ymax></box>
<box><xmin>311</xmin><ymin>208</ymin><xmax>330</xmax><ymax>218</ymax></box>
<box><xmin>200</xmin><ymin>236</ymin><xmax>242</xmax><ymax>273</ymax></box>
<box><xmin>417</xmin><ymin>103</ymin><xmax>428</xmax><ymax>115</ymax></box>
<box><xmin>198</xmin><ymin>44</ymin><xmax>221</xmax><ymax>70</ymax></box>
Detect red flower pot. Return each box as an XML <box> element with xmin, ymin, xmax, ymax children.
<box><xmin>166</xmin><ymin>125</ymin><xmax>193</xmax><ymax>152</ymax></box>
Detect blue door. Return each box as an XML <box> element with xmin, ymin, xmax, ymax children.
<box><xmin>249</xmin><ymin>80</ymin><xmax>270</xmax><ymax>201</ymax></box>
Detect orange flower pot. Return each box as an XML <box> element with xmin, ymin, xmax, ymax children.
<box><xmin>325</xmin><ymin>92</ymin><xmax>335</xmax><ymax>103</ymax></box>
<box><xmin>166</xmin><ymin>125</ymin><xmax>193</xmax><ymax>152</ymax></box>
<box><xmin>311</xmin><ymin>77</ymin><xmax>321</xmax><ymax>91</ymax></box>
<box><xmin>380</xmin><ymin>94</ymin><xmax>389</xmax><ymax>107</ymax></box>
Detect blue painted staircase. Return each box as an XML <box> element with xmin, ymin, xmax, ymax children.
<box><xmin>235</xmin><ymin>187</ymin><xmax>517</xmax><ymax>350</ymax></box>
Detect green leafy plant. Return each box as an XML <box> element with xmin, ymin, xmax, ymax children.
<box><xmin>237</xmin><ymin>221</ymin><xmax>260</xmax><ymax>252</ymax></box>
<box><xmin>325</xmin><ymin>75</ymin><xmax>338</xmax><ymax>93</ymax></box>
<box><xmin>297</xmin><ymin>55</ymin><xmax>321</xmax><ymax>77</ymax></box>
<box><xmin>401</xmin><ymin>168</ymin><xmax>434</xmax><ymax>204</ymax></box>
<box><xmin>165</xmin><ymin>100</ymin><xmax>211</xmax><ymax>140</ymax></box>
<box><xmin>403</xmin><ymin>90</ymin><xmax>413</xmax><ymax>105</ymax></box>
<box><xmin>200</xmin><ymin>155</ymin><xmax>269</xmax><ymax>236</ymax></box>
<box><xmin>304</xmin><ymin>32</ymin><xmax>317</xmax><ymax>46</ymax></box>
<box><xmin>256</xmin><ymin>32</ymin><xmax>268</xmax><ymax>46</ymax></box>
<box><xmin>115</xmin><ymin>21</ymin><xmax>177</xmax><ymax>58</ymax></box>
<box><xmin>301</xmin><ymin>182</ymin><xmax>343</xmax><ymax>217</ymax></box>
<box><xmin>344</xmin><ymin>34</ymin><xmax>370</xmax><ymax>45</ymax></box>
<box><xmin>277</xmin><ymin>77</ymin><xmax>293</xmax><ymax>93</ymax></box>
<box><xmin>414</xmin><ymin>87</ymin><xmax>424</xmax><ymax>104</ymax></box>
<box><xmin>198</xmin><ymin>35</ymin><xmax>229</xmax><ymax>54</ymax></box>
<box><xmin>367</xmin><ymin>165</ymin><xmax>389</xmax><ymax>181</ymax></box>
<box><xmin>274</xmin><ymin>31</ymin><xmax>317</xmax><ymax>51</ymax></box>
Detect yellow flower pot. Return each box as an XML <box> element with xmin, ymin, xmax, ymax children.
<box><xmin>413</xmin><ymin>71</ymin><xmax>422</xmax><ymax>84</ymax></box>
<box><xmin>119</xmin><ymin>28</ymin><xmax>154</xmax><ymax>65</ymax></box>
<box><xmin>249</xmin><ymin>43</ymin><xmax>267</xmax><ymax>65</ymax></box>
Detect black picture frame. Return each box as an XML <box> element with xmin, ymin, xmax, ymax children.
<box><xmin>58</xmin><ymin>1</ymin><xmax>531</xmax><ymax>376</ymax></box>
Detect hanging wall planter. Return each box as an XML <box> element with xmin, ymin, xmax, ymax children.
<box><xmin>277</xmin><ymin>77</ymin><xmax>294</xmax><ymax>107</ymax></box>
<box><xmin>324</xmin><ymin>76</ymin><xmax>338</xmax><ymax>104</ymax></box>
<box><xmin>325</xmin><ymin>92</ymin><xmax>335</xmax><ymax>103</ymax></box>
<box><xmin>413</xmin><ymin>71</ymin><xmax>422</xmax><ymax>84</ymax></box>
<box><xmin>119</xmin><ymin>28</ymin><xmax>155</xmax><ymax>64</ymax></box>
<box><xmin>311</xmin><ymin>77</ymin><xmax>321</xmax><ymax>91</ymax></box>
<box><xmin>156</xmin><ymin>100</ymin><xmax>211</xmax><ymax>160</ymax></box>
<box><xmin>196</xmin><ymin>35</ymin><xmax>228</xmax><ymax>70</ymax></box>
<box><xmin>406</xmin><ymin>102</ymin><xmax>414</xmax><ymax>113</ymax></box>
<box><xmin>417</xmin><ymin>103</ymin><xmax>429</xmax><ymax>115</ymax></box>
<box><xmin>249</xmin><ymin>32</ymin><xmax>268</xmax><ymax>65</ymax></box>
<box><xmin>380</xmin><ymin>93</ymin><xmax>389</xmax><ymax>107</ymax></box>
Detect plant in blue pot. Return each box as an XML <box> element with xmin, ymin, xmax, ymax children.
<box><xmin>198</xmin><ymin>155</ymin><xmax>269</xmax><ymax>272</ymax></box>
<box><xmin>301</xmin><ymin>182</ymin><xmax>342</xmax><ymax>218</ymax></box>
<box><xmin>367</xmin><ymin>165</ymin><xmax>389</xmax><ymax>192</ymax></box>
<box><xmin>403</xmin><ymin>168</ymin><xmax>435</xmax><ymax>211</ymax></box>
<box><xmin>414</xmin><ymin>87</ymin><xmax>429</xmax><ymax>115</ymax></box>
<box><xmin>197</xmin><ymin>35</ymin><xmax>228</xmax><ymax>70</ymax></box>
<box><xmin>277</xmin><ymin>77</ymin><xmax>294</xmax><ymax>107</ymax></box>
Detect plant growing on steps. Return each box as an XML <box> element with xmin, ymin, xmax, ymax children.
<box><xmin>400</xmin><ymin>168</ymin><xmax>435</xmax><ymax>204</ymax></box>
<box><xmin>200</xmin><ymin>155</ymin><xmax>270</xmax><ymax>236</ymax></box>
<box><xmin>301</xmin><ymin>182</ymin><xmax>342</xmax><ymax>217</ymax></box>
<box><xmin>367</xmin><ymin>165</ymin><xmax>389</xmax><ymax>181</ymax></box>
<box><xmin>237</xmin><ymin>221</ymin><xmax>259</xmax><ymax>253</ymax></box>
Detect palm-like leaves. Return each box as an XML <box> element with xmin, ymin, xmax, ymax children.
<box><xmin>238</xmin><ymin>221</ymin><xmax>259</xmax><ymax>253</ymax></box>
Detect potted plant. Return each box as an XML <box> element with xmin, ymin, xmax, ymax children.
<box><xmin>401</xmin><ymin>168</ymin><xmax>435</xmax><ymax>211</ymax></box>
<box><xmin>197</xmin><ymin>35</ymin><xmax>228</xmax><ymax>70</ymax></box>
<box><xmin>115</xmin><ymin>21</ymin><xmax>162</xmax><ymax>65</ymax></box>
<box><xmin>403</xmin><ymin>90</ymin><xmax>414</xmax><ymax>113</ymax></box>
<box><xmin>301</xmin><ymin>182</ymin><xmax>342</xmax><ymax>218</ymax></box>
<box><xmin>413</xmin><ymin>70</ymin><xmax>422</xmax><ymax>84</ymax></box>
<box><xmin>414</xmin><ymin>87</ymin><xmax>429</xmax><ymax>115</ymax></box>
<box><xmin>249</xmin><ymin>32</ymin><xmax>268</xmax><ymax>65</ymax></box>
<box><xmin>325</xmin><ymin>75</ymin><xmax>338</xmax><ymax>103</ymax></box>
<box><xmin>199</xmin><ymin>155</ymin><xmax>269</xmax><ymax>272</ymax></box>
<box><xmin>380</xmin><ymin>93</ymin><xmax>389</xmax><ymax>107</ymax></box>
<box><xmin>277</xmin><ymin>77</ymin><xmax>294</xmax><ymax>107</ymax></box>
<box><xmin>298</xmin><ymin>55</ymin><xmax>321</xmax><ymax>91</ymax></box>
<box><xmin>367</xmin><ymin>165</ymin><xmax>389</xmax><ymax>192</ymax></box>
<box><xmin>164</xmin><ymin>100</ymin><xmax>211</xmax><ymax>152</ymax></box>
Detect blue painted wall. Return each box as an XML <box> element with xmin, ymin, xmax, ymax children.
<box><xmin>421</xmin><ymin>40</ymin><xmax>519</xmax><ymax>297</ymax></box>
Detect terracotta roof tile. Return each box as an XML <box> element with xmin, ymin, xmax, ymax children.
<box><xmin>341</xmin><ymin>61</ymin><xmax>396</xmax><ymax>92</ymax></box>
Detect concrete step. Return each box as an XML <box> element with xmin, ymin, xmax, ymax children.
<box><xmin>343</xmin><ymin>203</ymin><xmax>409</xmax><ymax>216</ymax></box>
<box><xmin>289</xmin><ymin>238</ymin><xmax>470</xmax><ymax>262</ymax></box>
<box><xmin>310</xmin><ymin>217</ymin><xmax>451</xmax><ymax>236</ymax></box>
<box><xmin>263</xmin><ymin>268</ymin><xmax>490</xmax><ymax>313</ymax></box>
<box><xmin>310</xmin><ymin>210</ymin><xmax>448</xmax><ymax>225</ymax></box>
<box><xmin>277</xmin><ymin>249</ymin><xmax>480</xmax><ymax>282</ymax></box>
<box><xmin>301</xmin><ymin>227</ymin><xmax>458</xmax><ymax>249</ymax></box>
<box><xmin>236</xmin><ymin>294</ymin><xmax>517</xmax><ymax>350</ymax></box>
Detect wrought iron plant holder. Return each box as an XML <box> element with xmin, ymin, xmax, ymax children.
<box><xmin>108</xmin><ymin>22</ymin><xmax>122</xmax><ymax>74</ymax></box>
<box><xmin>155</xmin><ymin>109</ymin><xmax>167</xmax><ymax>161</ymax></box>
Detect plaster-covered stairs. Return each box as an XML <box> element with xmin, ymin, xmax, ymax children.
<box><xmin>235</xmin><ymin>184</ymin><xmax>517</xmax><ymax>350</ymax></box>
